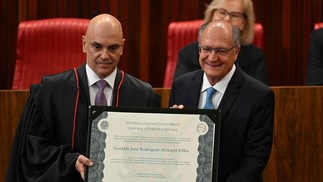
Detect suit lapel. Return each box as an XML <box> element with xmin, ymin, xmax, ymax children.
<box><xmin>191</xmin><ymin>70</ymin><xmax>204</xmax><ymax>107</ymax></box>
<box><xmin>218</xmin><ymin>66</ymin><xmax>244</xmax><ymax>119</ymax></box>
<box><xmin>180</xmin><ymin>70</ymin><xmax>203</xmax><ymax>108</ymax></box>
<box><xmin>112</xmin><ymin>69</ymin><xmax>122</xmax><ymax>106</ymax></box>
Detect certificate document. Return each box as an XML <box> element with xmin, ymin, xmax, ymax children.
<box><xmin>86</xmin><ymin>107</ymin><xmax>220</xmax><ymax>182</ymax></box>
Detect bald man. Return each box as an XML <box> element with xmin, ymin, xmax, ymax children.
<box><xmin>169</xmin><ymin>20</ymin><xmax>274</xmax><ymax>182</ymax></box>
<box><xmin>6</xmin><ymin>14</ymin><xmax>160</xmax><ymax>181</ymax></box>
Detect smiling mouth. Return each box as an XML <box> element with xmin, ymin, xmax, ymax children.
<box><xmin>205</xmin><ymin>61</ymin><xmax>221</xmax><ymax>67</ymax></box>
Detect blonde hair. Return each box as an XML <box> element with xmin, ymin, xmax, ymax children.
<box><xmin>204</xmin><ymin>0</ymin><xmax>255</xmax><ymax>45</ymax></box>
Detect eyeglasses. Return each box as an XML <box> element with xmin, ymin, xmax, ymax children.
<box><xmin>199</xmin><ymin>45</ymin><xmax>237</xmax><ymax>56</ymax></box>
<box><xmin>214</xmin><ymin>8</ymin><xmax>246</xmax><ymax>22</ymax></box>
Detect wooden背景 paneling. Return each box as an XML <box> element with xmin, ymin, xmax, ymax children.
<box><xmin>2</xmin><ymin>87</ymin><xmax>323</xmax><ymax>181</ymax></box>
<box><xmin>0</xmin><ymin>90</ymin><xmax>29</xmax><ymax>181</ymax></box>
<box><xmin>263</xmin><ymin>86</ymin><xmax>323</xmax><ymax>182</ymax></box>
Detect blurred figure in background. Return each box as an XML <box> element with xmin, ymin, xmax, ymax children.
<box><xmin>306</xmin><ymin>28</ymin><xmax>323</xmax><ymax>85</ymax></box>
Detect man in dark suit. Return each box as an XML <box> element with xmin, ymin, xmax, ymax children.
<box><xmin>306</xmin><ymin>28</ymin><xmax>323</xmax><ymax>85</ymax></box>
<box><xmin>169</xmin><ymin>20</ymin><xmax>274</xmax><ymax>182</ymax></box>
<box><xmin>6</xmin><ymin>14</ymin><xmax>160</xmax><ymax>182</ymax></box>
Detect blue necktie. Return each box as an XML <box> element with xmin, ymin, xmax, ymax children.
<box><xmin>203</xmin><ymin>87</ymin><xmax>216</xmax><ymax>109</ymax></box>
<box><xmin>95</xmin><ymin>80</ymin><xmax>108</xmax><ymax>106</ymax></box>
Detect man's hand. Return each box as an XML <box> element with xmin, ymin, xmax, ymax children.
<box><xmin>171</xmin><ymin>104</ymin><xmax>184</xmax><ymax>109</ymax></box>
<box><xmin>75</xmin><ymin>155</ymin><xmax>93</xmax><ymax>180</ymax></box>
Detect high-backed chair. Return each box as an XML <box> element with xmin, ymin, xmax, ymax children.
<box><xmin>12</xmin><ymin>18</ymin><xmax>90</xmax><ymax>89</ymax></box>
<box><xmin>314</xmin><ymin>22</ymin><xmax>323</xmax><ymax>30</ymax></box>
<box><xmin>163</xmin><ymin>19</ymin><xmax>263</xmax><ymax>88</ymax></box>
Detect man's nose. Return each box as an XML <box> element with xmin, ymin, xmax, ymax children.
<box><xmin>100</xmin><ymin>48</ymin><xmax>110</xmax><ymax>59</ymax></box>
<box><xmin>224</xmin><ymin>15</ymin><xmax>231</xmax><ymax>22</ymax></box>
<box><xmin>208</xmin><ymin>50</ymin><xmax>219</xmax><ymax>60</ymax></box>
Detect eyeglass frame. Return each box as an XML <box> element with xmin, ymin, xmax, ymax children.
<box><xmin>198</xmin><ymin>44</ymin><xmax>238</xmax><ymax>56</ymax></box>
<box><xmin>213</xmin><ymin>8</ymin><xmax>246</xmax><ymax>22</ymax></box>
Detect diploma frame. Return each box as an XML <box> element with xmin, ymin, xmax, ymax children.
<box><xmin>85</xmin><ymin>106</ymin><xmax>221</xmax><ymax>182</ymax></box>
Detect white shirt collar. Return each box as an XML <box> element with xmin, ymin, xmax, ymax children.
<box><xmin>201</xmin><ymin>64</ymin><xmax>236</xmax><ymax>94</ymax></box>
<box><xmin>86</xmin><ymin>64</ymin><xmax>117</xmax><ymax>89</ymax></box>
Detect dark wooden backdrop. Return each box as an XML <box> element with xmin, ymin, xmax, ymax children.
<box><xmin>1</xmin><ymin>0</ymin><xmax>323</xmax><ymax>89</ymax></box>
<box><xmin>2</xmin><ymin>87</ymin><xmax>323</xmax><ymax>181</ymax></box>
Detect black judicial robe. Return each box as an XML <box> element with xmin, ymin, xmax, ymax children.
<box><xmin>6</xmin><ymin>64</ymin><xmax>160</xmax><ymax>182</ymax></box>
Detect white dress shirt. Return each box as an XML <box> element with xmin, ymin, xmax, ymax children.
<box><xmin>198</xmin><ymin>64</ymin><xmax>236</xmax><ymax>109</ymax></box>
<box><xmin>86</xmin><ymin>64</ymin><xmax>117</xmax><ymax>106</ymax></box>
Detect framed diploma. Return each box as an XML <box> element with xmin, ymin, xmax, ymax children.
<box><xmin>85</xmin><ymin>106</ymin><xmax>221</xmax><ymax>182</ymax></box>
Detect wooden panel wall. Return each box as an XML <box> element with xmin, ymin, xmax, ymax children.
<box><xmin>253</xmin><ymin>0</ymin><xmax>323</xmax><ymax>86</ymax></box>
<box><xmin>0</xmin><ymin>90</ymin><xmax>29</xmax><ymax>181</ymax></box>
<box><xmin>1</xmin><ymin>87</ymin><xmax>323</xmax><ymax>181</ymax></box>
<box><xmin>0</xmin><ymin>0</ymin><xmax>323</xmax><ymax>89</ymax></box>
<box><xmin>263</xmin><ymin>86</ymin><xmax>323</xmax><ymax>182</ymax></box>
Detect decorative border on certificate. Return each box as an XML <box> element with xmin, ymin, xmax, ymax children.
<box><xmin>85</xmin><ymin>107</ymin><xmax>220</xmax><ymax>182</ymax></box>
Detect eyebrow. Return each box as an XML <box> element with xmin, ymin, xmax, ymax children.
<box><xmin>90</xmin><ymin>41</ymin><xmax>121</xmax><ymax>47</ymax></box>
<box><xmin>90</xmin><ymin>41</ymin><xmax>101</xmax><ymax>46</ymax></box>
<box><xmin>201</xmin><ymin>45</ymin><xmax>228</xmax><ymax>49</ymax></box>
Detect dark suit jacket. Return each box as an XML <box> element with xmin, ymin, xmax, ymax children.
<box><xmin>306</xmin><ymin>28</ymin><xmax>323</xmax><ymax>85</ymax></box>
<box><xmin>174</xmin><ymin>41</ymin><xmax>268</xmax><ymax>84</ymax></box>
<box><xmin>169</xmin><ymin>67</ymin><xmax>274</xmax><ymax>182</ymax></box>
<box><xmin>6</xmin><ymin>64</ymin><xmax>160</xmax><ymax>182</ymax></box>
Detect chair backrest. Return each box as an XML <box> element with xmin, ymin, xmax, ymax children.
<box><xmin>163</xmin><ymin>19</ymin><xmax>263</xmax><ymax>87</ymax></box>
<box><xmin>314</xmin><ymin>22</ymin><xmax>323</xmax><ymax>30</ymax></box>
<box><xmin>12</xmin><ymin>18</ymin><xmax>90</xmax><ymax>89</ymax></box>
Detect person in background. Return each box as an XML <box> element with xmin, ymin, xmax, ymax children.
<box><xmin>169</xmin><ymin>20</ymin><xmax>274</xmax><ymax>182</ymax></box>
<box><xmin>306</xmin><ymin>28</ymin><xmax>323</xmax><ymax>85</ymax></box>
<box><xmin>174</xmin><ymin>0</ymin><xmax>268</xmax><ymax>84</ymax></box>
<box><xmin>6</xmin><ymin>14</ymin><xmax>160</xmax><ymax>181</ymax></box>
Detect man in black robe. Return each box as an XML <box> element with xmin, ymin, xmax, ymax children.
<box><xmin>6</xmin><ymin>14</ymin><xmax>160</xmax><ymax>181</ymax></box>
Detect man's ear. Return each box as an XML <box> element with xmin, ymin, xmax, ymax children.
<box><xmin>234</xmin><ymin>45</ymin><xmax>241</xmax><ymax>59</ymax></box>
<box><xmin>82</xmin><ymin>35</ymin><xmax>86</xmax><ymax>53</ymax></box>
<box><xmin>120</xmin><ymin>38</ymin><xmax>125</xmax><ymax>55</ymax></box>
